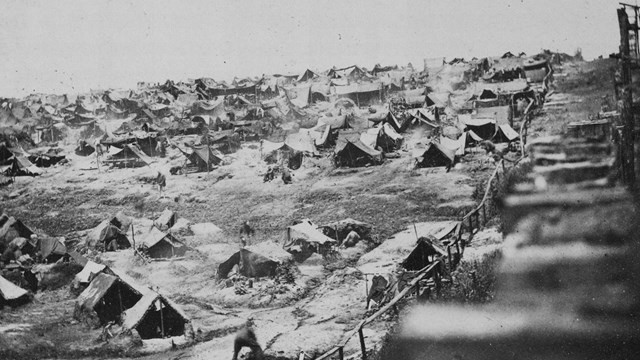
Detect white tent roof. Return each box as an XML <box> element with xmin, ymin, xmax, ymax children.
<box><xmin>498</xmin><ymin>124</ymin><xmax>520</xmax><ymax>141</ymax></box>
<box><xmin>0</xmin><ymin>275</ymin><xmax>28</xmax><ymax>301</ymax></box>
<box><xmin>287</xmin><ymin>219</ymin><xmax>337</xmax><ymax>245</ymax></box>
<box><xmin>75</xmin><ymin>261</ymin><xmax>108</xmax><ymax>284</ymax></box>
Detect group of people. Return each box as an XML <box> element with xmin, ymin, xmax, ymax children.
<box><xmin>263</xmin><ymin>165</ymin><xmax>292</xmax><ymax>184</ymax></box>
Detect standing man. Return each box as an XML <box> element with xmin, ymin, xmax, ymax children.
<box><xmin>156</xmin><ymin>171</ymin><xmax>166</xmax><ymax>197</ymax></box>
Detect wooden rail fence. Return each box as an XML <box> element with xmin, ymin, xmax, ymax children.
<box><xmin>312</xmin><ymin>158</ymin><xmax>516</xmax><ymax>360</ymax></box>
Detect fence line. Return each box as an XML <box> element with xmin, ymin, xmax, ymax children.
<box><xmin>311</xmin><ymin>157</ymin><xmax>516</xmax><ymax>360</ymax></box>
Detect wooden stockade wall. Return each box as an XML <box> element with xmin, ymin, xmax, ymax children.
<box><xmin>312</xmin><ymin>158</ymin><xmax>514</xmax><ymax>360</ymax></box>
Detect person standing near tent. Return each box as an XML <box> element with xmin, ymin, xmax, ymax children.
<box><xmin>232</xmin><ymin>318</ymin><xmax>263</xmax><ymax>360</ymax></box>
<box><xmin>281</xmin><ymin>161</ymin><xmax>292</xmax><ymax>184</ymax></box>
<box><xmin>239</xmin><ymin>221</ymin><xmax>254</xmax><ymax>247</ymax></box>
<box><xmin>156</xmin><ymin>171</ymin><xmax>166</xmax><ymax>196</ymax></box>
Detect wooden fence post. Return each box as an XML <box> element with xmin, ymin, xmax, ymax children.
<box><xmin>447</xmin><ymin>246</ymin><xmax>453</xmax><ymax>274</ymax></box>
<box><xmin>338</xmin><ymin>346</ymin><xmax>344</xmax><ymax>360</ymax></box>
<box><xmin>482</xmin><ymin>202</ymin><xmax>487</xmax><ymax>225</ymax></box>
<box><xmin>359</xmin><ymin>328</ymin><xmax>367</xmax><ymax>360</ymax></box>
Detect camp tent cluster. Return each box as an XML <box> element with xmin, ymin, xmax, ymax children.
<box><xmin>1</xmin><ymin>213</ymin><xmax>69</xmax><ymax>266</ymax></box>
<box><xmin>73</xmin><ymin>258</ymin><xmax>190</xmax><ymax>340</ymax></box>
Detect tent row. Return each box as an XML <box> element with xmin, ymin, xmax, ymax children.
<box><xmin>217</xmin><ymin>218</ymin><xmax>372</xmax><ymax>279</ymax></box>
<box><xmin>84</xmin><ymin>210</ymin><xmax>188</xmax><ymax>260</ymax></box>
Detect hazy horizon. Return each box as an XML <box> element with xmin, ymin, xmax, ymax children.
<box><xmin>0</xmin><ymin>0</ymin><xmax>621</xmax><ymax>98</ymax></box>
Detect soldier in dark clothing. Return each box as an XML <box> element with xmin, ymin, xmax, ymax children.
<box><xmin>239</xmin><ymin>221</ymin><xmax>255</xmax><ymax>237</ymax></box>
<box><xmin>281</xmin><ymin>166</ymin><xmax>292</xmax><ymax>184</ymax></box>
<box><xmin>156</xmin><ymin>171</ymin><xmax>166</xmax><ymax>196</ymax></box>
<box><xmin>232</xmin><ymin>319</ymin><xmax>263</xmax><ymax>360</ymax></box>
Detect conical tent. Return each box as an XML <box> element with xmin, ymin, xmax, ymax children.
<box><xmin>493</xmin><ymin>124</ymin><xmax>520</xmax><ymax>143</ymax></box>
<box><xmin>0</xmin><ymin>275</ymin><xmax>29</xmax><ymax>307</ymax></box>
<box><xmin>461</xmin><ymin>117</ymin><xmax>496</xmax><ymax>140</ymax></box>
<box><xmin>39</xmin><ymin>237</ymin><xmax>67</xmax><ymax>263</ymax></box>
<box><xmin>262</xmin><ymin>142</ymin><xmax>304</xmax><ymax>169</ymax></box>
<box><xmin>377</xmin><ymin>123</ymin><xmax>403</xmax><ymax>152</ymax></box>
<box><xmin>137</xmin><ymin>227</ymin><xmax>187</xmax><ymax>259</ymax></box>
<box><xmin>121</xmin><ymin>292</ymin><xmax>189</xmax><ymax>339</ymax></box>
<box><xmin>74</xmin><ymin>273</ymin><xmax>145</xmax><ymax>326</ymax></box>
<box><xmin>218</xmin><ymin>248</ymin><xmax>281</xmax><ymax>279</ymax></box>
<box><xmin>415</xmin><ymin>142</ymin><xmax>455</xmax><ymax>168</ymax></box>
<box><xmin>334</xmin><ymin>130</ymin><xmax>383</xmax><ymax>167</ymax></box>
<box><xmin>85</xmin><ymin>220</ymin><xmax>130</xmax><ymax>251</ymax></box>
<box><xmin>187</xmin><ymin>145</ymin><xmax>223</xmax><ymax>172</ymax></box>
<box><xmin>106</xmin><ymin>144</ymin><xmax>152</xmax><ymax>168</ymax></box>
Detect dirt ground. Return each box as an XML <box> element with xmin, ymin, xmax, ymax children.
<box><xmin>0</xmin><ymin>59</ymin><xmax>611</xmax><ymax>360</ymax></box>
<box><xmin>0</xmin><ymin>121</ymin><xmax>491</xmax><ymax>359</ymax></box>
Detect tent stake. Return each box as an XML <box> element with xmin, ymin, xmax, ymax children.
<box><xmin>159</xmin><ymin>299</ymin><xmax>165</xmax><ymax>338</ymax></box>
<box><xmin>359</xmin><ymin>328</ymin><xmax>367</xmax><ymax>359</ymax></box>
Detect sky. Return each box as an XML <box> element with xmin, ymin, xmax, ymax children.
<box><xmin>0</xmin><ymin>0</ymin><xmax>624</xmax><ymax>97</ymax></box>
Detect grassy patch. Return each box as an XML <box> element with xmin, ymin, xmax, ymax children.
<box><xmin>437</xmin><ymin>249</ymin><xmax>502</xmax><ymax>304</ymax></box>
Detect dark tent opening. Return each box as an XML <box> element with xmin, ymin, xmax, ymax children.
<box><xmin>93</xmin><ymin>281</ymin><xmax>141</xmax><ymax>324</ymax></box>
<box><xmin>465</xmin><ymin>122</ymin><xmax>496</xmax><ymax>140</ymax></box>
<box><xmin>376</xmin><ymin>125</ymin><xmax>403</xmax><ymax>153</ymax></box>
<box><xmin>134</xmin><ymin>299</ymin><xmax>187</xmax><ymax>339</ymax></box>
<box><xmin>311</xmin><ymin>92</ymin><xmax>328</xmax><ymax>103</ymax></box>
<box><xmin>75</xmin><ymin>273</ymin><xmax>144</xmax><ymax>327</ymax></box>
